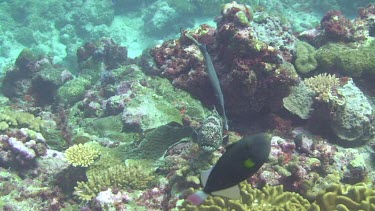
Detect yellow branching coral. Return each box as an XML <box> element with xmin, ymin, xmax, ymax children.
<box><xmin>304</xmin><ymin>73</ymin><xmax>340</xmax><ymax>102</ymax></box>
<box><xmin>65</xmin><ymin>143</ymin><xmax>100</xmax><ymax>167</ymax></box>
<box><xmin>74</xmin><ymin>163</ymin><xmax>155</xmax><ymax>201</ymax></box>
<box><xmin>180</xmin><ymin>183</ymin><xmax>312</xmax><ymax>211</ymax></box>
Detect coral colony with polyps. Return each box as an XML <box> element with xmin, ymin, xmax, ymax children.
<box><xmin>0</xmin><ymin>1</ymin><xmax>375</xmax><ymax>210</ymax></box>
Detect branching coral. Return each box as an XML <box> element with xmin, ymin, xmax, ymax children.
<box><xmin>304</xmin><ymin>73</ymin><xmax>340</xmax><ymax>102</ymax></box>
<box><xmin>73</xmin><ymin>163</ymin><xmax>155</xmax><ymax>201</ymax></box>
<box><xmin>65</xmin><ymin>143</ymin><xmax>100</xmax><ymax>167</ymax></box>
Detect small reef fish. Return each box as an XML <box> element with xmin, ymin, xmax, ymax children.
<box><xmin>184</xmin><ymin>32</ymin><xmax>229</xmax><ymax>130</ymax></box>
<box><xmin>187</xmin><ymin>133</ymin><xmax>272</xmax><ymax>205</ymax></box>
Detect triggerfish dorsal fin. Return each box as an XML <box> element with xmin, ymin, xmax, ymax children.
<box><xmin>201</xmin><ymin>167</ymin><xmax>214</xmax><ymax>187</ymax></box>
<box><xmin>225</xmin><ymin>142</ymin><xmax>236</xmax><ymax>150</ymax></box>
<box><xmin>211</xmin><ymin>184</ymin><xmax>241</xmax><ymax>199</ymax></box>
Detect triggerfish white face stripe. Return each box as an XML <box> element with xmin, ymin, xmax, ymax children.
<box><xmin>187</xmin><ymin>133</ymin><xmax>272</xmax><ymax>205</ymax></box>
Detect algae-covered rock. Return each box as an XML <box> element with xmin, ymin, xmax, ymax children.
<box><xmin>283</xmin><ymin>82</ymin><xmax>315</xmax><ymax>119</ymax></box>
<box><xmin>117</xmin><ymin>123</ymin><xmax>194</xmax><ymax>160</ymax></box>
<box><xmin>295</xmin><ymin>41</ymin><xmax>317</xmax><ymax>74</ymax></box>
<box><xmin>57</xmin><ymin>77</ymin><xmax>91</xmax><ymax>105</ymax></box>
<box><xmin>122</xmin><ymin>92</ymin><xmax>183</xmax><ymax>132</ymax></box>
<box><xmin>316</xmin><ymin>42</ymin><xmax>375</xmax><ymax>77</ymax></box>
<box><xmin>0</xmin><ymin>109</ymin><xmax>44</xmax><ymax>132</ymax></box>
<box><xmin>86</xmin><ymin>114</ymin><xmax>128</xmax><ymax>142</ymax></box>
<box><xmin>330</xmin><ymin>79</ymin><xmax>374</xmax><ymax>143</ymax></box>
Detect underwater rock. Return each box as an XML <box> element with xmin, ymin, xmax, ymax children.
<box><xmin>320</xmin><ymin>10</ymin><xmax>354</xmax><ymax>42</ymax></box>
<box><xmin>294</xmin><ymin>41</ymin><xmax>317</xmax><ymax>74</ymax></box>
<box><xmin>315</xmin><ymin>42</ymin><xmax>375</xmax><ymax>77</ymax></box>
<box><xmin>283</xmin><ymin>82</ymin><xmax>315</xmax><ymax>119</ymax></box>
<box><xmin>148</xmin><ymin>2</ymin><xmax>299</xmax><ymax>122</ymax></box>
<box><xmin>119</xmin><ymin>123</ymin><xmax>194</xmax><ymax>160</ymax></box>
<box><xmin>329</xmin><ymin>79</ymin><xmax>374</xmax><ymax>144</ymax></box>
<box><xmin>1</xmin><ymin>49</ymin><xmax>71</xmax><ymax>106</ymax></box>
<box><xmin>77</xmin><ymin>38</ymin><xmax>129</xmax><ymax>74</ymax></box>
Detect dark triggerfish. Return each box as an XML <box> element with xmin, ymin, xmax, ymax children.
<box><xmin>187</xmin><ymin>133</ymin><xmax>272</xmax><ymax>205</ymax></box>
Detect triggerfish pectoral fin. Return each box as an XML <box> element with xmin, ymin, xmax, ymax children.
<box><xmin>211</xmin><ymin>184</ymin><xmax>241</xmax><ymax>199</ymax></box>
<box><xmin>200</xmin><ymin>167</ymin><xmax>213</xmax><ymax>187</ymax></box>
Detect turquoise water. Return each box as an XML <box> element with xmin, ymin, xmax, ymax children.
<box><xmin>0</xmin><ymin>0</ymin><xmax>374</xmax><ymax>210</ymax></box>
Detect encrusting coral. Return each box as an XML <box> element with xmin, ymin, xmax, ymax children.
<box><xmin>180</xmin><ymin>182</ymin><xmax>375</xmax><ymax>211</ymax></box>
<box><xmin>304</xmin><ymin>73</ymin><xmax>340</xmax><ymax>102</ymax></box>
<box><xmin>179</xmin><ymin>182</ymin><xmax>312</xmax><ymax>211</ymax></box>
<box><xmin>65</xmin><ymin>143</ymin><xmax>100</xmax><ymax>167</ymax></box>
<box><xmin>73</xmin><ymin>163</ymin><xmax>155</xmax><ymax>201</ymax></box>
<box><xmin>312</xmin><ymin>183</ymin><xmax>375</xmax><ymax>211</ymax></box>
<box><xmin>0</xmin><ymin>109</ymin><xmax>45</xmax><ymax>132</ymax></box>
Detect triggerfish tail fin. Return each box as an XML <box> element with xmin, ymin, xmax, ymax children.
<box><xmin>187</xmin><ymin>190</ymin><xmax>208</xmax><ymax>206</ymax></box>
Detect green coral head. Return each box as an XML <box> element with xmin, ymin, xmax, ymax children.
<box><xmin>65</xmin><ymin>143</ymin><xmax>100</xmax><ymax>167</ymax></box>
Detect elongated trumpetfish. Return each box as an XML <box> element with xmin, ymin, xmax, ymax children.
<box><xmin>185</xmin><ymin>32</ymin><xmax>229</xmax><ymax>130</ymax></box>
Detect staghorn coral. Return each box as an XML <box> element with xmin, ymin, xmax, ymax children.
<box><xmin>179</xmin><ymin>183</ymin><xmax>312</xmax><ymax>211</ymax></box>
<box><xmin>312</xmin><ymin>183</ymin><xmax>375</xmax><ymax>211</ymax></box>
<box><xmin>73</xmin><ymin>163</ymin><xmax>155</xmax><ymax>201</ymax></box>
<box><xmin>65</xmin><ymin>143</ymin><xmax>100</xmax><ymax>167</ymax></box>
<box><xmin>304</xmin><ymin>73</ymin><xmax>340</xmax><ymax>102</ymax></box>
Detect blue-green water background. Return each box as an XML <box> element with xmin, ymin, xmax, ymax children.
<box><xmin>0</xmin><ymin>0</ymin><xmax>374</xmax><ymax>72</ymax></box>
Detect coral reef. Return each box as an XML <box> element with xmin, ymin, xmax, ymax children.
<box><xmin>1</xmin><ymin>1</ymin><xmax>375</xmax><ymax>210</ymax></box>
